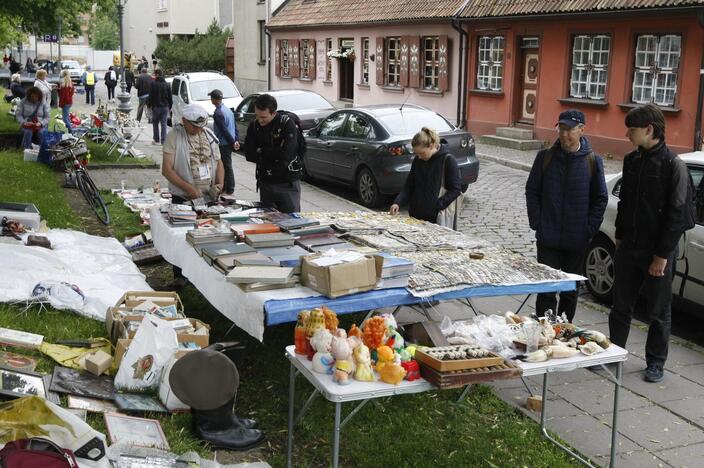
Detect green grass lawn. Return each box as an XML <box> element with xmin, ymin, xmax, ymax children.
<box><xmin>0</xmin><ymin>153</ymin><xmax>580</xmax><ymax>466</ymax></box>
<box><xmin>0</xmin><ymin>99</ymin><xmax>62</xmax><ymax>134</ymax></box>
<box><xmin>86</xmin><ymin>139</ymin><xmax>155</xmax><ymax>166</ymax></box>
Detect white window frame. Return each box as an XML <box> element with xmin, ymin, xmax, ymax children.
<box><xmin>361</xmin><ymin>37</ymin><xmax>369</xmax><ymax>85</ymax></box>
<box><xmin>423</xmin><ymin>36</ymin><xmax>440</xmax><ymax>90</ymax></box>
<box><xmin>632</xmin><ymin>34</ymin><xmax>681</xmax><ymax>107</ymax></box>
<box><xmin>386</xmin><ymin>37</ymin><xmax>401</xmax><ymax>87</ymax></box>
<box><xmin>157</xmin><ymin>0</ymin><xmax>168</xmax><ymax>11</ymax></box>
<box><xmin>476</xmin><ymin>35</ymin><xmax>504</xmax><ymax>91</ymax></box>
<box><xmin>569</xmin><ymin>34</ymin><xmax>611</xmax><ymax>100</ymax></box>
<box><xmin>281</xmin><ymin>39</ymin><xmax>290</xmax><ymax>77</ymax></box>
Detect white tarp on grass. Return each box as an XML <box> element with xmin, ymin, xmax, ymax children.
<box><xmin>0</xmin><ymin>229</ymin><xmax>152</xmax><ymax>321</ymax></box>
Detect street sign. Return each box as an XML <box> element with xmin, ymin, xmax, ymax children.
<box><xmin>43</xmin><ymin>35</ymin><xmax>58</xmax><ymax>43</ymax></box>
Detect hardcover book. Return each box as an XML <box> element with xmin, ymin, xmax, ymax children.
<box><xmin>226</xmin><ymin>266</ymin><xmax>294</xmax><ymax>284</ymax></box>
<box><xmin>201</xmin><ymin>242</ymin><xmax>255</xmax><ymax>265</ymax></box>
<box><xmin>244</xmin><ymin>232</ymin><xmax>295</xmax><ymax>248</ymax></box>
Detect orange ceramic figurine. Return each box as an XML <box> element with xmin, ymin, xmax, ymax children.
<box><xmin>375</xmin><ymin>345</ymin><xmax>395</xmax><ymax>373</ymax></box>
<box><xmin>294</xmin><ymin>310</ymin><xmax>310</xmax><ymax>355</ymax></box>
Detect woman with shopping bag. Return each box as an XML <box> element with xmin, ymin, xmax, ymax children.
<box><xmin>15</xmin><ymin>87</ymin><xmax>49</xmax><ymax>149</ymax></box>
<box><xmin>389</xmin><ymin>127</ymin><xmax>462</xmax><ymax>229</ymax></box>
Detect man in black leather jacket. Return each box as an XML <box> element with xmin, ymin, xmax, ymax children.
<box><xmin>243</xmin><ymin>94</ymin><xmax>301</xmax><ymax>213</ymax></box>
<box><xmin>609</xmin><ymin>104</ymin><xmax>693</xmax><ymax>383</ymax></box>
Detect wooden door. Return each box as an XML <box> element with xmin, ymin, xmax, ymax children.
<box><xmin>517</xmin><ymin>39</ymin><xmax>539</xmax><ymax>125</ymax></box>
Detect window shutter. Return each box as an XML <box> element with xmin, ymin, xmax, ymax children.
<box><xmin>291</xmin><ymin>39</ymin><xmax>300</xmax><ymax>78</ymax></box>
<box><xmin>438</xmin><ymin>34</ymin><xmax>449</xmax><ymax>92</ymax></box>
<box><xmin>375</xmin><ymin>37</ymin><xmax>385</xmax><ymax>86</ymax></box>
<box><xmin>308</xmin><ymin>40</ymin><xmax>316</xmax><ymax>80</ymax></box>
<box><xmin>400</xmin><ymin>36</ymin><xmax>410</xmax><ymax>87</ymax></box>
<box><xmin>275</xmin><ymin>39</ymin><xmax>281</xmax><ymax>77</ymax></box>
<box><xmin>409</xmin><ymin>36</ymin><xmax>421</xmax><ymax>88</ymax></box>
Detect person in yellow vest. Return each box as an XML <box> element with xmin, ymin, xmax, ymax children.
<box><xmin>81</xmin><ymin>65</ymin><xmax>98</xmax><ymax>105</ymax></box>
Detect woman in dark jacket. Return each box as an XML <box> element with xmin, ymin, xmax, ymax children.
<box><xmin>389</xmin><ymin>127</ymin><xmax>462</xmax><ymax>226</ymax></box>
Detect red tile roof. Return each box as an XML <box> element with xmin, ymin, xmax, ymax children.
<box><xmin>457</xmin><ymin>0</ymin><xmax>704</xmax><ymax>18</ymax></box>
<box><xmin>267</xmin><ymin>0</ymin><xmax>467</xmax><ymax>29</ymax></box>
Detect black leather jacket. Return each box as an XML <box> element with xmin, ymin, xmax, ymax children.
<box><xmin>244</xmin><ymin>113</ymin><xmax>300</xmax><ymax>184</ymax></box>
<box><xmin>615</xmin><ymin>140</ymin><xmax>691</xmax><ymax>258</ymax></box>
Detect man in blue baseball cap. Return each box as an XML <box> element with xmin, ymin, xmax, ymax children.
<box><xmin>525</xmin><ymin>109</ymin><xmax>608</xmax><ymax>322</ymax></box>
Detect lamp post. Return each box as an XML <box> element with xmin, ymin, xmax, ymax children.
<box><xmin>116</xmin><ymin>0</ymin><xmax>132</xmax><ymax>114</ymax></box>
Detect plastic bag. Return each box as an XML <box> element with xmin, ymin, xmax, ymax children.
<box><xmin>449</xmin><ymin>315</ymin><xmax>519</xmax><ymax>358</ymax></box>
<box><xmin>115</xmin><ymin>316</ymin><xmax>178</xmax><ymax>391</ymax></box>
<box><xmin>38</xmin><ymin>130</ymin><xmax>64</xmax><ymax>165</ymax></box>
<box><xmin>31</xmin><ymin>281</ymin><xmax>85</xmax><ymax>311</ymax></box>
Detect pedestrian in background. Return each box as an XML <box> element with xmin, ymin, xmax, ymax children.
<box><xmin>124</xmin><ymin>67</ymin><xmax>135</xmax><ymax>94</ymax></box>
<box><xmin>15</xmin><ymin>87</ymin><xmax>49</xmax><ymax>149</ymax></box>
<box><xmin>104</xmin><ymin>66</ymin><xmax>117</xmax><ymax>101</ymax></box>
<box><xmin>81</xmin><ymin>66</ymin><xmax>97</xmax><ymax>105</ymax></box>
<box><xmin>4</xmin><ymin>73</ymin><xmax>26</xmax><ymax>103</ymax></box>
<box><xmin>135</xmin><ymin>68</ymin><xmax>152</xmax><ymax>123</ymax></box>
<box><xmin>148</xmin><ymin>68</ymin><xmax>171</xmax><ymax>145</ymax></box>
<box><xmin>389</xmin><ymin>127</ymin><xmax>462</xmax><ymax>228</ymax></box>
<box><xmin>244</xmin><ymin>94</ymin><xmax>302</xmax><ymax>213</ymax></box>
<box><xmin>525</xmin><ymin>109</ymin><xmax>608</xmax><ymax>323</ymax></box>
<box><xmin>58</xmin><ymin>69</ymin><xmax>74</xmax><ymax>133</ymax></box>
<box><xmin>209</xmin><ymin>88</ymin><xmax>239</xmax><ymax>195</ymax></box>
<box><xmin>609</xmin><ymin>104</ymin><xmax>695</xmax><ymax>383</ymax></box>
<box><xmin>33</xmin><ymin>69</ymin><xmax>52</xmax><ymax>109</ymax></box>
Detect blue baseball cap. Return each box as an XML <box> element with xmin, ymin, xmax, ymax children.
<box><xmin>556</xmin><ymin>109</ymin><xmax>586</xmax><ymax>128</ymax></box>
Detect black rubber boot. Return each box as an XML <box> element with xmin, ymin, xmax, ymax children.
<box><xmin>191</xmin><ymin>402</ymin><xmax>265</xmax><ymax>451</ymax></box>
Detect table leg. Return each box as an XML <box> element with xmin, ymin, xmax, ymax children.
<box><xmin>516</xmin><ymin>294</ymin><xmax>532</xmax><ymax>313</ymax></box>
<box><xmin>286</xmin><ymin>363</ymin><xmax>296</xmax><ymax>468</ymax></box>
<box><xmin>332</xmin><ymin>401</ymin><xmax>341</xmax><ymax>468</ymax></box>
<box><xmin>608</xmin><ymin>362</ymin><xmax>623</xmax><ymax>468</ymax></box>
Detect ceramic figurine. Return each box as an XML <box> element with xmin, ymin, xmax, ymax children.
<box><xmin>379</xmin><ymin>362</ymin><xmax>406</xmax><ymax>385</ymax></box>
<box><xmin>294</xmin><ymin>310</ymin><xmax>310</xmax><ymax>355</ymax></box>
<box><xmin>362</xmin><ymin>316</ymin><xmax>387</xmax><ymax>350</ymax></box>
<box><xmin>331</xmin><ymin>331</ymin><xmax>355</xmax><ymax>385</ymax></box>
<box><xmin>348</xmin><ymin>323</ymin><xmax>362</xmax><ymax>339</ymax></box>
<box><xmin>400</xmin><ymin>360</ymin><xmax>420</xmax><ymax>381</ymax></box>
<box><xmin>310</xmin><ymin>329</ymin><xmax>335</xmax><ymax>374</ymax></box>
<box><xmin>352</xmin><ymin>344</ymin><xmax>375</xmax><ymax>382</ymax></box>
<box><xmin>375</xmin><ymin>345</ymin><xmax>395</xmax><ymax>373</ymax></box>
<box><xmin>321</xmin><ymin>305</ymin><xmax>339</xmax><ymax>331</ymax></box>
<box><xmin>386</xmin><ymin>329</ymin><xmax>405</xmax><ymax>352</ymax></box>
<box><xmin>305</xmin><ymin>308</ymin><xmax>326</xmax><ymax>360</ymax></box>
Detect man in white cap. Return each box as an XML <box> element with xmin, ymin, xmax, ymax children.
<box><xmin>162</xmin><ymin>104</ymin><xmax>224</xmax><ymax>287</ymax></box>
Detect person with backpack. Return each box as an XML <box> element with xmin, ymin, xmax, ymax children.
<box><xmin>525</xmin><ymin>109</ymin><xmax>608</xmax><ymax>322</ymax></box>
<box><xmin>244</xmin><ymin>93</ymin><xmax>302</xmax><ymax>213</ymax></box>
<box><xmin>389</xmin><ymin>127</ymin><xmax>462</xmax><ymax>228</ymax></box>
<box><xmin>609</xmin><ymin>104</ymin><xmax>695</xmax><ymax>383</ymax></box>
<box><xmin>209</xmin><ymin>89</ymin><xmax>239</xmax><ymax>195</ymax></box>
<box><xmin>81</xmin><ymin>66</ymin><xmax>98</xmax><ymax>105</ymax></box>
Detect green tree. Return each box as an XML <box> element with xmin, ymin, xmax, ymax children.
<box><xmin>0</xmin><ymin>0</ymin><xmax>113</xmax><ymax>37</ymax></box>
<box><xmin>0</xmin><ymin>16</ymin><xmax>25</xmax><ymax>49</ymax></box>
<box><xmin>90</xmin><ymin>16</ymin><xmax>119</xmax><ymax>50</ymax></box>
<box><xmin>154</xmin><ymin>19</ymin><xmax>230</xmax><ymax>73</ymax></box>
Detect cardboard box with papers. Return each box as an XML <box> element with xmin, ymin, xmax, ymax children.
<box><xmin>301</xmin><ymin>251</ymin><xmax>383</xmax><ymax>298</ymax></box>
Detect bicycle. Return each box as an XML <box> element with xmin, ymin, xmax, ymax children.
<box><xmin>49</xmin><ymin>136</ymin><xmax>111</xmax><ymax>225</ymax></box>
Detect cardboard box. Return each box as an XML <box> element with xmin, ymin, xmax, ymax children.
<box><xmin>85</xmin><ymin>350</ymin><xmax>112</xmax><ymax>376</ymax></box>
<box><xmin>301</xmin><ymin>254</ymin><xmax>382</xmax><ymax>298</ymax></box>
<box><xmin>113</xmin><ymin>318</ymin><xmax>210</xmax><ymax>349</ymax></box>
<box><xmin>114</xmin><ymin>339</ymin><xmax>131</xmax><ymax>368</ymax></box>
<box><xmin>105</xmin><ymin>291</ymin><xmax>185</xmax><ymax>343</ymax></box>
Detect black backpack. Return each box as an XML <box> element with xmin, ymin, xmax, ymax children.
<box><xmin>279</xmin><ymin>110</ymin><xmax>307</xmax><ymax>173</ymax></box>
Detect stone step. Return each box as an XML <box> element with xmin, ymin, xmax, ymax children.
<box><xmin>478</xmin><ymin>134</ymin><xmax>545</xmax><ymax>151</ymax></box>
<box><xmin>496</xmin><ymin>126</ymin><xmax>534</xmax><ymax>140</ymax></box>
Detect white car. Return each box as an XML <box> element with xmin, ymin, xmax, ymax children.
<box><xmin>59</xmin><ymin>60</ymin><xmax>83</xmax><ymax>84</ymax></box>
<box><xmin>584</xmin><ymin>151</ymin><xmax>704</xmax><ymax>309</ymax></box>
<box><xmin>169</xmin><ymin>72</ymin><xmax>243</xmax><ymax>127</ymax></box>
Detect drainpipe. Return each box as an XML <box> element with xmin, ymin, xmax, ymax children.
<box><xmin>695</xmin><ymin>9</ymin><xmax>704</xmax><ymax>151</ymax></box>
<box><xmin>266</xmin><ymin>0</ymin><xmax>272</xmax><ymax>90</ymax></box>
<box><xmin>451</xmin><ymin>18</ymin><xmax>468</xmax><ymax>128</ymax></box>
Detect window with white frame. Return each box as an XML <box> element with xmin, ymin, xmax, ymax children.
<box><xmin>569</xmin><ymin>34</ymin><xmax>610</xmax><ymax>100</ymax></box>
<box><xmin>325</xmin><ymin>38</ymin><xmax>332</xmax><ymax>81</ymax></box>
<box><xmin>301</xmin><ymin>39</ymin><xmax>310</xmax><ymax>79</ymax></box>
<box><xmin>632</xmin><ymin>34</ymin><xmax>681</xmax><ymax>106</ymax></box>
<box><xmin>281</xmin><ymin>39</ymin><xmax>290</xmax><ymax>77</ymax></box>
<box><xmin>386</xmin><ymin>37</ymin><xmax>401</xmax><ymax>87</ymax></box>
<box><xmin>361</xmin><ymin>37</ymin><xmax>369</xmax><ymax>85</ymax></box>
<box><xmin>423</xmin><ymin>36</ymin><xmax>440</xmax><ymax>90</ymax></box>
<box><xmin>157</xmin><ymin>0</ymin><xmax>168</xmax><ymax>10</ymax></box>
<box><xmin>476</xmin><ymin>36</ymin><xmax>504</xmax><ymax>91</ymax></box>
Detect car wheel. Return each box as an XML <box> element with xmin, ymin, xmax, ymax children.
<box><xmin>584</xmin><ymin>235</ymin><xmax>615</xmax><ymax>303</ymax></box>
<box><xmin>356</xmin><ymin>167</ymin><xmax>380</xmax><ymax>208</ymax></box>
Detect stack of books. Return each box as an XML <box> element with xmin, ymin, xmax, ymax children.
<box><xmin>244</xmin><ymin>232</ymin><xmax>295</xmax><ymax>249</ymax></box>
<box><xmin>288</xmin><ymin>225</ymin><xmax>335</xmax><ymax>238</ymax></box>
<box><xmin>275</xmin><ymin>217</ymin><xmax>320</xmax><ymax>232</ymax></box>
<box><xmin>295</xmin><ymin>232</ymin><xmax>344</xmax><ymax>251</ymax></box>
<box><xmin>186</xmin><ymin>227</ymin><xmax>235</xmax><ymax>253</ymax></box>
<box><xmin>258</xmin><ymin>245</ymin><xmax>311</xmax><ymax>273</ymax></box>
<box><xmin>376</xmin><ymin>252</ymin><xmax>415</xmax><ymax>289</ymax></box>
<box><xmin>213</xmin><ymin>251</ymin><xmax>277</xmax><ymax>274</ymax></box>
<box><xmin>225</xmin><ymin>265</ymin><xmax>296</xmax><ymax>292</ymax></box>
<box><xmin>200</xmin><ymin>242</ymin><xmax>255</xmax><ymax>266</ymax></box>
<box><xmin>167</xmin><ymin>204</ymin><xmax>197</xmax><ymax>226</ymax></box>
<box><xmin>230</xmin><ymin>222</ymin><xmax>280</xmax><ymax>240</ymax></box>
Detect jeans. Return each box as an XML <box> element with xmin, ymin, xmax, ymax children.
<box><xmin>219</xmin><ymin>144</ymin><xmax>235</xmax><ymax>193</ymax></box>
<box><xmin>21</xmin><ymin>128</ymin><xmax>42</xmax><ymax>149</ymax></box>
<box><xmin>260</xmin><ymin>180</ymin><xmax>301</xmax><ymax>213</ymax></box>
<box><xmin>106</xmin><ymin>85</ymin><xmax>115</xmax><ymax>100</ymax></box>
<box><xmin>609</xmin><ymin>245</ymin><xmax>675</xmax><ymax>366</ymax></box>
<box><xmin>136</xmin><ymin>97</ymin><xmax>149</xmax><ymax>122</ymax></box>
<box><xmin>535</xmin><ymin>243</ymin><xmax>585</xmax><ymax>322</ymax></box>
<box><xmin>84</xmin><ymin>85</ymin><xmax>95</xmax><ymax>105</ymax></box>
<box><xmin>151</xmin><ymin>105</ymin><xmax>169</xmax><ymax>143</ymax></box>
<box><xmin>61</xmin><ymin>105</ymin><xmax>72</xmax><ymax>133</ymax></box>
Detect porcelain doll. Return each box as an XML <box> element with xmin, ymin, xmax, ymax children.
<box><xmin>331</xmin><ymin>330</ymin><xmax>355</xmax><ymax>385</ymax></box>
<box><xmin>310</xmin><ymin>329</ymin><xmax>335</xmax><ymax>374</ymax></box>
<box><xmin>352</xmin><ymin>344</ymin><xmax>375</xmax><ymax>382</ymax></box>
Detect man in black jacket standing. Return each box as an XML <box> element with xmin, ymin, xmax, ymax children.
<box><xmin>148</xmin><ymin>69</ymin><xmax>171</xmax><ymax>145</ymax></box>
<box><xmin>610</xmin><ymin>104</ymin><xmax>694</xmax><ymax>383</ymax></box>
<box><xmin>135</xmin><ymin>68</ymin><xmax>152</xmax><ymax>123</ymax></box>
<box><xmin>244</xmin><ymin>94</ymin><xmax>301</xmax><ymax>212</ymax></box>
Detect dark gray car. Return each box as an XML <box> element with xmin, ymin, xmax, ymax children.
<box><xmin>304</xmin><ymin>104</ymin><xmax>479</xmax><ymax>207</ymax></box>
<box><xmin>234</xmin><ymin>89</ymin><xmax>336</xmax><ymax>142</ymax></box>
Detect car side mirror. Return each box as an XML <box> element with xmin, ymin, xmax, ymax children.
<box><xmin>235</xmin><ymin>111</ymin><xmax>243</xmax><ymax>121</ymax></box>
<box><xmin>308</xmin><ymin>129</ymin><xmax>318</xmax><ymax>138</ymax></box>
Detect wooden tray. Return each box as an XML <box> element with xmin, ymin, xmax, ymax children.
<box><xmin>415</xmin><ymin>348</ymin><xmax>504</xmax><ymax>372</ymax></box>
<box><xmin>420</xmin><ymin>360</ymin><xmax>523</xmax><ymax>389</ymax></box>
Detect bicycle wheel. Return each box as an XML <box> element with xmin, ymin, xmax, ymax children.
<box><xmin>75</xmin><ymin>170</ymin><xmax>110</xmax><ymax>225</ymax></box>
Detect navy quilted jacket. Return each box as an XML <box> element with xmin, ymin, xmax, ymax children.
<box><xmin>525</xmin><ymin>137</ymin><xmax>608</xmax><ymax>252</ymax></box>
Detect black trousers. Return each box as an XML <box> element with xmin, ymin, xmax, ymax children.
<box><xmin>171</xmin><ymin>194</ymin><xmax>188</xmax><ymax>280</ymax></box>
<box><xmin>609</xmin><ymin>246</ymin><xmax>675</xmax><ymax>366</ymax></box>
<box><xmin>260</xmin><ymin>180</ymin><xmax>301</xmax><ymax>213</ymax></box>
<box><xmin>219</xmin><ymin>145</ymin><xmax>235</xmax><ymax>193</ymax></box>
<box><xmin>535</xmin><ymin>243</ymin><xmax>585</xmax><ymax>322</ymax></box>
